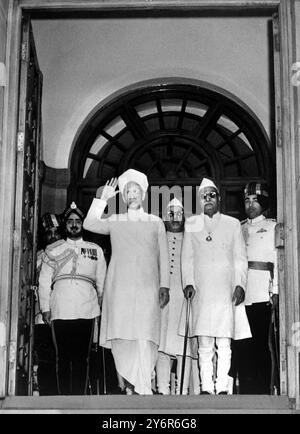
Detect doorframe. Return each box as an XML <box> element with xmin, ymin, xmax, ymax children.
<box><xmin>0</xmin><ymin>0</ymin><xmax>299</xmax><ymax>409</ymax></box>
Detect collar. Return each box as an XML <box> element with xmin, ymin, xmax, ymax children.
<box><xmin>167</xmin><ymin>231</ymin><xmax>183</xmax><ymax>237</ymax></box>
<box><xmin>247</xmin><ymin>214</ymin><xmax>265</xmax><ymax>225</ymax></box>
<box><xmin>66</xmin><ymin>237</ymin><xmax>83</xmax><ymax>245</ymax></box>
<box><xmin>127</xmin><ymin>207</ymin><xmax>145</xmax><ymax>221</ymax></box>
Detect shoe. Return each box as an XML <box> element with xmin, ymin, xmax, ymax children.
<box><xmin>125</xmin><ymin>386</ymin><xmax>134</xmax><ymax>395</ymax></box>
<box><xmin>218</xmin><ymin>391</ymin><xmax>228</xmax><ymax>395</ymax></box>
<box><xmin>200</xmin><ymin>391</ymin><xmax>211</xmax><ymax>395</ymax></box>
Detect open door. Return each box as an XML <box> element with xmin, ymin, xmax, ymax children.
<box><xmin>8</xmin><ymin>14</ymin><xmax>43</xmax><ymax>396</ymax></box>
<box><xmin>271</xmin><ymin>12</ymin><xmax>287</xmax><ymax>396</ymax></box>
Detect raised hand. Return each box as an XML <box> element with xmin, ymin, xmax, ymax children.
<box><xmin>96</xmin><ymin>178</ymin><xmax>119</xmax><ymax>201</ymax></box>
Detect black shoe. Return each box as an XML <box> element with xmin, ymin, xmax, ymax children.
<box><xmin>200</xmin><ymin>391</ymin><xmax>211</xmax><ymax>395</ymax></box>
<box><xmin>218</xmin><ymin>391</ymin><xmax>228</xmax><ymax>395</ymax></box>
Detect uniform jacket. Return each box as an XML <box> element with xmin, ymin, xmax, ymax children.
<box><xmin>242</xmin><ymin>215</ymin><xmax>278</xmax><ymax>305</ymax></box>
<box><xmin>83</xmin><ymin>198</ymin><xmax>170</xmax><ymax>348</ymax></box>
<box><xmin>38</xmin><ymin>238</ymin><xmax>106</xmax><ymax>321</ymax></box>
<box><xmin>181</xmin><ymin>212</ymin><xmax>250</xmax><ymax>339</ymax></box>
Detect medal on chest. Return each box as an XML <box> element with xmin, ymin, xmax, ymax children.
<box><xmin>206</xmin><ymin>233</ymin><xmax>212</xmax><ymax>242</ymax></box>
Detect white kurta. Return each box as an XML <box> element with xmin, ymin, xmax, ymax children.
<box><xmin>159</xmin><ymin>231</ymin><xmax>197</xmax><ymax>358</ymax></box>
<box><xmin>83</xmin><ymin>199</ymin><xmax>170</xmax><ymax>346</ymax></box>
<box><xmin>242</xmin><ymin>215</ymin><xmax>278</xmax><ymax>305</ymax></box>
<box><xmin>38</xmin><ymin>238</ymin><xmax>106</xmax><ymax>320</ymax></box>
<box><xmin>181</xmin><ymin>212</ymin><xmax>250</xmax><ymax>339</ymax></box>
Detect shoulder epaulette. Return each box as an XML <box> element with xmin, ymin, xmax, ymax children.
<box><xmin>83</xmin><ymin>240</ymin><xmax>101</xmax><ymax>249</ymax></box>
<box><xmin>264</xmin><ymin>218</ymin><xmax>277</xmax><ymax>225</ymax></box>
<box><xmin>45</xmin><ymin>239</ymin><xmax>65</xmax><ymax>252</ymax></box>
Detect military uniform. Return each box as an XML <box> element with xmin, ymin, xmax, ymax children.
<box><xmin>33</xmin><ymin>212</ymin><xmax>62</xmax><ymax>396</ymax></box>
<box><xmin>33</xmin><ymin>250</ymin><xmax>57</xmax><ymax>395</ymax></box>
<box><xmin>39</xmin><ymin>237</ymin><xmax>106</xmax><ymax>394</ymax></box>
<box><xmin>235</xmin><ymin>215</ymin><xmax>278</xmax><ymax>394</ymax></box>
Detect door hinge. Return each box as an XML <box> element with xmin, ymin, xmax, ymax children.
<box><xmin>17</xmin><ymin>132</ymin><xmax>24</xmax><ymax>152</ymax></box>
<box><xmin>21</xmin><ymin>42</ymin><xmax>28</xmax><ymax>62</ymax></box>
<box><xmin>275</xmin><ymin>222</ymin><xmax>284</xmax><ymax>248</ymax></box>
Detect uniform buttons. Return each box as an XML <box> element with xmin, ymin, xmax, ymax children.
<box><xmin>170</xmin><ymin>272</ymin><xmax>173</xmax><ymax>275</ymax></box>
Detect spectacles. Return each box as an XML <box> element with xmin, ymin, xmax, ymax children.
<box><xmin>167</xmin><ymin>211</ymin><xmax>184</xmax><ymax>218</ymax></box>
<box><xmin>200</xmin><ymin>191</ymin><xmax>218</xmax><ymax>200</ymax></box>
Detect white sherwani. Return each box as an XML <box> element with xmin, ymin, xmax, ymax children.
<box><xmin>83</xmin><ymin>198</ymin><xmax>169</xmax><ymax>394</ymax></box>
<box><xmin>181</xmin><ymin>212</ymin><xmax>250</xmax><ymax>393</ymax></box>
<box><xmin>159</xmin><ymin>231</ymin><xmax>197</xmax><ymax>357</ymax></box>
<box><xmin>181</xmin><ymin>212</ymin><xmax>249</xmax><ymax>339</ymax></box>
<box><xmin>157</xmin><ymin>231</ymin><xmax>198</xmax><ymax>395</ymax></box>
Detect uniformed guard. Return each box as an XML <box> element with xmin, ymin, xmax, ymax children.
<box><xmin>38</xmin><ymin>202</ymin><xmax>107</xmax><ymax>395</ymax></box>
<box><xmin>156</xmin><ymin>198</ymin><xmax>199</xmax><ymax>395</ymax></box>
<box><xmin>182</xmin><ymin>178</ymin><xmax>250</xmax><ymax>395</ymax></box>
<box><xmin>34</xmin><ymin>213</ymin><xmax>62</xmax><ymax>395</ymax></box>
<box><xmin>231</xmin><ymin>182</ymin><xmax>279</xmax><ymax>394</ymax></box>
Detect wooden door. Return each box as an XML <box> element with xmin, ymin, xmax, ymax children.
<box><xmin>272</xmin><ymin>12</ymin><xmax>287</xmax><ymax>396</ymax></box>
<box><xmin>8</xmin><ymin>14</ymin><xmax>43</xmax><ymax>396</ymax></box>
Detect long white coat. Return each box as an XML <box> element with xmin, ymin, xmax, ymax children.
<box><xmin>159</xmin><ymin>231</ymin><xmax>197</xmax><ymax>358</ymax></box>
<box><xmin>181</xmin><ymin>212</ymin><xmax>250</xmax><ymax>339</ymax></box>
<box><xmin>83</xmin><ymin>199</ymin><xmax>170</xmax><ymax>348</ymax></box>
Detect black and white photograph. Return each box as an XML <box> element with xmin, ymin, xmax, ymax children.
<box><xmin>0</xmin><ymin>0</ymin><xmax>299</xmax><ymax>418</ymax></box>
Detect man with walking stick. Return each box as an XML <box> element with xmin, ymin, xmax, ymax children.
<box><xmin>156</xmin><ymin>198</ymin><xmax>199</xmax><ymax>395</ymax></box>
<box><xmin>181</xmin><ymin>178</ymin><xmax>250</xmax><ymax>395</ymax></box>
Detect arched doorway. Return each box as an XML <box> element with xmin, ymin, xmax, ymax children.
<box><xmin>68</xmin><ymin>82</ymin><xmax>277</xmax><ymax>395</ymax></box>
<box><xmin>69</xmin><ymin>82</ymin><xmax>275</xmax><ymax>220</ymax></box>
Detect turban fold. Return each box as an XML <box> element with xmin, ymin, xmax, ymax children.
<box><xmin>63</xmin><ymin>201</ymin><xmax>85</xmax><ymax>221</ymax></box>
<box><xmin>118</xmin><ymin>169</ymin><xmax>148</xmax><ymax>199</ymax></box>
<box><xmin>244</xmin><ymin>182</ymin><xmax>270</xmax><ymax>211</ymax></box>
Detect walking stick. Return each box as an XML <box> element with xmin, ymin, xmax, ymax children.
<box><xmin>268</xmin><ymin>307</ymin><xmax>280</xmax><ymax>395</ymax></box>
<box><xmin>95</xmin><ymin>317</ymin><xmax>107</xmax><ymax>395</ymax></box>
<box><xmin>180</xmin><ymin>296</ymin><xmax>191</xmax><ymax>395</ymax></box>
<box><xmin>102</xmin><ymin>345</ymin><xmax>107</xmax><ymax>395</ymax></box>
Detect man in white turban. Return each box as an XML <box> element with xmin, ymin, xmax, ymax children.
<box><xmin>83</xmin><ymin>169</ymin><xmax>170</xmax><ymax>395</ymax></box>
<box><xmin>182</xmin><ymin>178</ymin><xmax>250</xmax><ymax>395</ymax></box>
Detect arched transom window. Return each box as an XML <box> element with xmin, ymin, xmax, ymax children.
<box><xmin>70</xmin><ymin>84</ymin><xmax>274</xmax><ymax>218</ymax></box>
